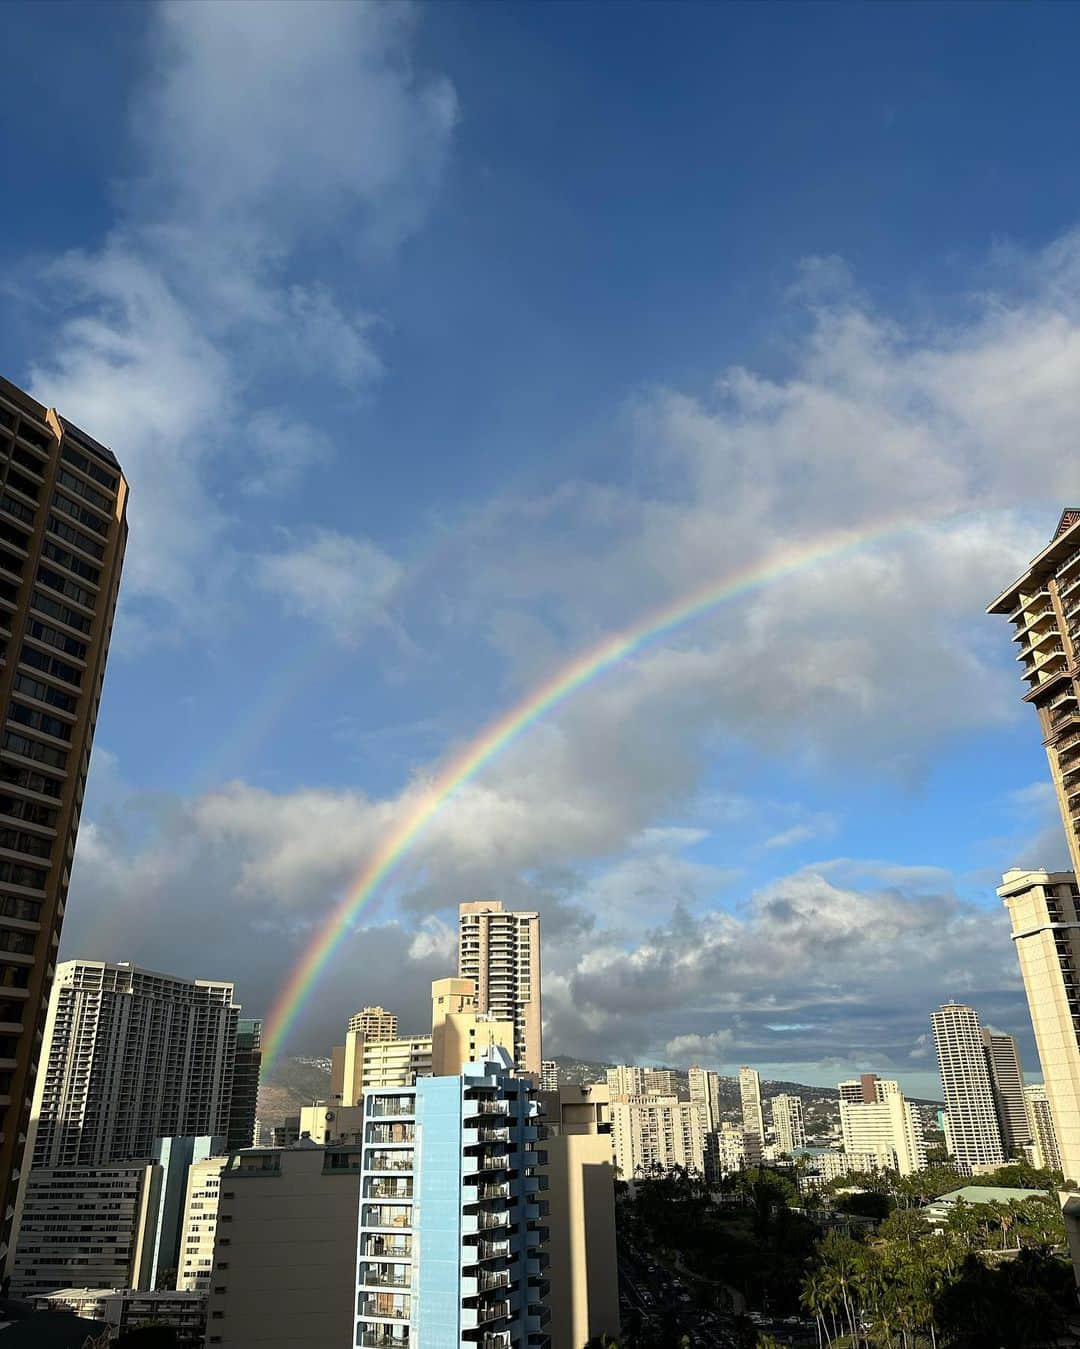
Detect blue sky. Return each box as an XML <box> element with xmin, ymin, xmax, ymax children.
<box><xmin>3</xmin><ymin>1</ymin><xmax>1080</xmax><ymax>1095</ymax></box>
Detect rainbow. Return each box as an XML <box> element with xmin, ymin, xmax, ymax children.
<box><xmin>260</xmin><ymin>517</ymin><xmax>918</xmax><ymax>1070</ymax></box>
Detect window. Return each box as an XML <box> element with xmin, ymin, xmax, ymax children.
<box><xmin>0</xmin><ymin>895</ymin><xmax>41</xmax><ymax>922</ymax></box>
<box><xmin>0</xmin><ymin>545</ymin><xmax>24</xmax><ymax>577</ymax></box>
<box><xmin>25</xmin><ymin>618</ymin><xmax>86</xmax><ymax>661</ymax></box>
<box><xmin>20</xmin><ymin>643</ymin><xmax>82</xmax><ymax>688</ymax></box>
<box><xmin>17</xmin><ymin>423</ymin><xmax>50</xmax><ymax>452</ymax></box>
<box><xmin>13</xmin><ymin>674</ymin><xmax>77</xmax><ymax>715</ymax></box>
<box><xmin>52</xmin><ymin>492</ymin><xmax>109</xmax><ymax>540</ymax></box>
<box><xmin>0</xmin><ymin>928</ymin><xmax>36</xmax><ymax>953</ymax></box>
<box><xmin>0</xmin><ymin>965</ymin><xmax>30</xmax><ymax>988</ymax></box>
<box><xmin>61</xmin><ymin>444</ymin><xmax>117</xmax><ymax>493</ymax></box>
<box><xmin>0</xmin><ymin>522</ymin><xmax>28</xmax><ymax>552</ymax></box>
<box><xmin>47</xmin><ymin>516</ymin><xmax>103</xmax><ymax>562</ymax></box>
<box><xmin>41</xmin><ymin>540</ymin><xmax>100</xmax><ymax>586</ymax></box>
<box><xmin>0</xmin><ymin>761</ymin><xmax>63</xmax><ymax>800</ymax></box>
<box><xmin>2</xmin><ymin>730</ymin><xmax>68</xmax><ymax>770</ymax></box>
<box><xmin>6</xmin><ymin>470</ymin><xmax>38</xmax><ymax>503</ymax></box>
<box><xmin>0</xmin><ymin>1001</ymin><xmax>24</xmax><ymax>1025</ymax></box>
<box><xmin>0</xmin><ymin>494</ymin><xmax>34</xmax><ymax>525</ymax></box>
<box><xmin>31</xmin><ymin>591</ymin><xmax>91</xmax><ymax>635</ymax></box>
<box><xmin>9</xmin><ymin>703</ymin><xmax>72</xmax><ymax>742</ymax></box>
<box><xmin>0</xmin><ymin>829</ymin><xmax>51</xmax><ymax>861</ymax></box>
<box><xmin>10</xmin><ymin>444</ymin><xmax>43</xmax><ymax>477</ymax></box>
<box><xmin>37</xmin><ymin>566</ymin><xmax>95</xmax><ymax>612</ymax></box>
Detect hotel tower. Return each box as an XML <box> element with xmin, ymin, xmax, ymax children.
<box><xmin>0</xmin><ymin>378</ymin><xmax>126</xmax><ymax>1264</ymax></box>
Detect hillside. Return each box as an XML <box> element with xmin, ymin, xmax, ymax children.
<box><xmin>257</xmin><ymin>1055</ymin><xmax>331</xmax><ymax>1129</ymax></box>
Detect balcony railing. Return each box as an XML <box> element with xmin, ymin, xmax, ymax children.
<box><xmin>368</xmin><ymin>1101</ymin><xmax>415</xmax><ymax>1119</ymax></box>
<box><xmin>366</xmin><ymin>1180</ymin><xmax>414</xmax><ymax>1200</ymax></box>
<box><xmin>367</xmin><ymin>1125</ymin><xmax>415</xmax><ymax>1146</ymax></box>
<box><xmin>358</xmin><ymin>1299</ymin><xmax>410</xmax><ymax>1321</ymax></box>
<box><xmin>357</xmin><ymin>1333</ymin><xmax>409</xmax><ymax>1349</ymax></box>
<box><xmin>475</xmin><ymin>1300</ymin><xmax>510</xmax><ymax>1325</ymax></box>
<box><xmin>359</xmin><ymin>1269</ymin><xmax>411</xmax><ymax>1290</ymax></box>
<box><xmin>361</xmin><ymin>1237</ymin><xmax>412</xmax><ymax>1259</ymax></box>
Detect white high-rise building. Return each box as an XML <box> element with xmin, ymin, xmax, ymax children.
<box><xmin>981</xmin><ymin>1028</ymin><xmax>1032</xmax><ymax>1156</ymax></box>
<box><xmin>177</xmin><ymin>1155</ymin><xmax>228</xmax><ymax>1292</ymax></box>
<box><xmin>540</xmin><ymin>1060</ymin><xmax>559</xmax><ymax>1092</ymax></box>
<box><xmin>739</xmin><ymin>1066</ymin><xmax>764</xmax><ymax>1164</ymax></box>
<box><xmin>688</xmin><ymin>1065</ymin><xmax>722</xmax><ymax>1133</ymax></box>
<box><xmin>839</xmin><ymin>1091</ymin><xmax>927</xmax><ymax>1175</ymax></box>
<box><xmin>771</xmin><ymin>1094</ymin><xmax>806</xmax><ymax>1155</ymax></box>
<box><xmin>610</xmin><ymin>1096</ymin><xmax>705</xmax><ymax>1179</ymax></box>
<box><xmin>459</xmin><ymin>901</ymin><xmax>542</xmax><ymax>1075</ymax></box>
<box><xmin>30</xmin><ymin>961</ymin><xmax>240</xmax><ymax>1169</ymax></box>
<box><xmin>1025</xmin><ymin>1083</ymin><xmax>1063</xmax><ymax>1173</ymax></box>
<box><xmin>606</xmin><ymin>1065</ymin><xmax>648</xmax><ymax>1099</ymax></box>
<box><xmin>931</xmin><ymin>1003</ymin><xmax>1005</xmax><ymax>1171</ymax></box>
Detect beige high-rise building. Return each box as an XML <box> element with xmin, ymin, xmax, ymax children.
<box><xmin>931</xmin><ymin>1003</ymin><xmax>1005</xmax><ymax>1171</ymax></box>
<box><xmin>0</xmin><ymin>378</ymin><xmax>127</xmax><ymax>1264</ymax></box>
<box><xmin>606</xmin><ymin>1064</ymin><xmax>648</xmax><ymax>1099</ymax></box>
<box><xmin>688</xmin><ymin>1065</ymin><xmax>722</xmax><ymax>1133</ymax></box>
<box><xmin>330</xmin><ymin>1029</ymin><xmax>432</xmax><ymax>1105</ymax></box>
<box><xmin>540</xmin><ymin>1083</ymin><xmax>619</xmax><ymax>1349</ymax></box>
<box><xmin>1025</xmin><ymin>1083</ymin><xmax>1063</xmax><ymax>1173</ymax></box>
<box><xmin>839</xmin><ymin>1091</ymin><xmax>927</xmax><ymax>1175</ymax></box>
<box><xmin>739</xmin><ymin>1066</ymin><xmax>764</xmax><ymax>1164</ymax></box>
<box><xmin>644</xmin><ymin>1068</ymin><xmax>679</xmax><ymax>1097</ymax></box>
<box><xmin>458</xmin><ymin>900</ymin><xmax>541</xmax><ymax>1075</ymax></box>
<box><xmin>771</xmin><ymin>1094</ymin><xmax>806</xmax><ymax>1155</ymax></box>
<box><xmin>610</xmin><ymin>1096</ymin><xmax>705</xmax><ymax>1179</ymax></box>
<box><xmin>838</xmin><ymin>1074</ymin><xmax>886</xmax><ymax>1105</ymax></box>
<box><xmin>205</xmin><ymin>1143</ymin><xmax>361</xmax><ymax>1347</ymax></box>
<box><xmin>347</xmin><ymin>1006</ymin><xmax>398</xmax><ymax>1041</ymax></box>
<box><xmin>429</xmin><ymin>975</ymin><xmax>514</xmax><ymax>1075</ymax></box>
<box><xmin>177</xmin><ymin>1156</ymin><xmax>228</xmax><ymax>1293</ymax></box>
<box><xmin>981</xmin><ymin>1028</ymin><xmax>1032</xmax><ymax>1156</ymax></box>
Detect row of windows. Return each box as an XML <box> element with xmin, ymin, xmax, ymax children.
<box><xmin>22</xmin><ymin>642</ymin><xmax>83</xmax><ymax>689</ymax></box>
<box><xmin>0</xmin><ymin>964</ymin><xmax>31</xmax><ymax>988</ymax></box>
<box><xmin>26</xmin><ymin>617</ymin><xmax>86</xmax><ymax>662</ymax></box>
<box><xmin>0</xmin><ymin>521</ymin><xmax>27</xmax><ymax>555</ymax></box>
<box><xmin>42</xmin><ymin>539</ymin><xmax>100</xmax><ymax>587</ymax></box>
<box><xmin>60</xmin><ymin>443</ymin><xmax>118</xmax><ymax>494</ymax></box>
<box><xmin>0</xmin><ymin>921</ymin><xmax>38</xmax><ymax>949</ymax></box>
<box><xmin>6</xmin><ymin>469</ymin><xmax>39</xmax><ymax>504</ymax></box>
<box><xmin>48</xmin><ymin>516</ymin><xmax>103</xmax><ymax>563</ymax></box>
<box><xmin>52</xmin><ymin>491</ymin><xmax>109</xmax><ymax>541</ymax></box>
<box><xmin>10</xmin><ymin>441</ymin><xmax>44</xmax><ymax>479</ymax></box>
<box><xmin>0</xmin><ymin>578</ymin><xmax>17</xmax><ymax>606</ymax></box>
<box><xmin>16</xmin><ymin>422</ymin><xmax>50</xmax><ymax>453</ymax></box>
<box><xmin>57</xmin><ymin>467</ymin><xmax>112</xmax><ymax>514</ymax></box>
<box><xmin>1</xmin><ymin>493</ymin><xmax>35</xmax><ymax>526</ymax></box>
<box><xmin>3</xmin><ymin>729</ymin><xmax>68</xmax><ymax>771</ymax></box>
<box><xmin>10</xmin><ymin>702</ymin><xmax>71</xmax><ymax>743</ymax></box>
<box><xmin>0</xmin><ymin>894</ymin><xmax>42</xmax><ymax>922</ymax></box>
<box><xmin>0</xmin><ymin>828</ymin><xmax>51</xmax><ymax>861</ymax></box>
<box><xmin>0</xmin><ymin>999</ymin><xmax>25</xmax><ymax>1024</ymax></box>
<box><xmin>14</xmin><ymin>673</ymin><xmax>77</xmax><ymax>715</ymax></box>
<box><xmin>0</xmin><ymin>543</ymin><xmax>24</xmax><ymax>578</ymax></box>
<box><xmin>37</xmin><ymin>565</ymin><xmax>95</xmax><ymax>613</ymax></box>
<box><xmin>0</xmin><ymin>764</ymin><xmax>62</xmax><ymax>804</ymax></box>
<box><xmin>31</xmin><ymin>589</ymin><xmax>91</xmax><ymax>636</ymax></box>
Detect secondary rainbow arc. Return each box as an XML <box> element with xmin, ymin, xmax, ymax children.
<box><xmin>260</xmin><ymin>517</ymin><xmax>918</xmax><ymax>1071</ymax></box>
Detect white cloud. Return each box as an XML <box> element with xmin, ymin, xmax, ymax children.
<box><xmin>257</xmin><ymin>530</ymin><xmax>404</xmax><ymax>643</ymax></box>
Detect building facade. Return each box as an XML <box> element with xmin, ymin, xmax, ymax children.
<box><xmin>355</xmin><ymin>1047</ymin><xmax>549</xmax><ymax>1349</ymax></box>
<box><xmin>331</xmin><ymin>1028</ymin><xmax>433</xmax><ymax>1105</ymax></box>
<box><xmin>349</xmin><ymin>1006</ymin><xmax>399</xmax><ymax>1041</ymax></box>
<box><xmin>1025</xmin><ymin>1083</ymin><xmax>1063</xmax><ymax>1173</ymax></box>
<box><xmin>609</xmin><ymin>1096</ymin><xmax>705</xmax><ymax>1179</ymax></box>
<box><xmin>540</xmin><ymin>1061</ymin><xmax>559</xmax><ymax>1093</ymax></box>
<box><xmin>38</xmin><ymin>1288</ymin><xmax>206</xmax><ymax>1349</ymax></box>
<box><xmin>225</xmin><ymin>1018</ymin><xmax>261</xmax><ymax>1153</ymax></box>
<box><xmin>687</xmin><ymin>1066</ymin><xmax>721</xmax><ymax>1133</ymax></box>
<box><xmin>205</xmin><ymin>1143</ymin><xmax>362</xmax><ymax>1347</ymax></box>
<box><xmin>838</xmin><ymin>1074</ymin><xmax>883</xmax><ymax>1105</ymax></box>
<box><xmin>981</xmin><ymin>1028</ymin><xmax>1032</xmax><ymax>1156</ymax></box>
<box><xmin>771</xmin><ymin>1094</ymin><xmax>807</xmax><ymax>1155</ymax></box>
<box><xmin>838</xmin><ymin>1092</ymin><xmax>927</xmax><ymax>1176</ymax></box>
<box><xmin>430</xmin><ymin>976</ymin><xmax>514</xmax><ymax>1077</ymax></box>
<box><xmin>739</xmin><ymin>1066</ymin><xmax>764</xmax><ymax>1165</ymax></box>
<box><xmin>0</xmin><ymin>377</ymin><xmax>128</xmax><ymax>1264</ymax></box>
<box><xmin>28</xmin><ymin>960</ymin><xmax>240</xmax><ymax>1170</ymax></box>
<box><xmin>149</xmin><ymin>1135</ymin><xmax>222</xmax><ymax>1291</ymax></box>
<box><xmin>458</xmin><ymin>900</ymin><xmax>542</xmax><ymax>1075</ymax></box>
<box><xmin>9</xmin><ymin>1162</ymin><xmax>160</xmax><ymax>1298</ymax></box>
<box><xmin>178</xmin><ymin>1155</ymin><xmax>228</xmax><ymax>1293</ymax></box>
<box><xmin>605</xmin><ymin>1065</ymin><xmax>648</xmax><ymax>1099</ymax></box>
<box><xmin>931</xmin><ymin>1003</ymin><xmax>1005</xmax><ymax>1171</ymax></box>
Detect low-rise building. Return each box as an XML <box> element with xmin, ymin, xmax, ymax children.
<box><xmin>36</xmin><ymin>1288</ymin><xmax>207</xmax><ymax>1348</ymax></box>
<box><xmin>10</xmin><ymin>1163</ymin><xmax>162</xmax><ymax>1299</ymax></box>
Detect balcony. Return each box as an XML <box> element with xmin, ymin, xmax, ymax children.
<box><xmin>359</xmin><ymin>1266</ymin><xmax>411</xmax><ymax>1291</ymax></box>
<box><xmin>361</xmin><ymin>1205</ymin><xmax>412</xmax><ymax>1229</ymax></box>
<box><xmin>358</xmin><ymin>1298</ymin><xmax>410</xmax><ymax>1322</ymax></box>
<box><xmin>474</xmin><ymin>1300</ymin><xmax>510</xmax><ymax>1325</ymax></box>
<box><xmin>361</xmin><ymin>1236</ymin><xmax>412</xmax><ymax>1259</ymax></box>
<box><xmin>367</xmin><ymin>1124</ymin><xmax>415</xmax><ymax>1146</ymax></box>
<box><xmin>366</xmin><ymin>1153</ymin><xmax>414</xmax><ymax>1173</ymax></box>
<box><xmin>357</xmin><ymin>1331</ymin><xmax>410</xmax><ymax>1348</ymax></box>
<box><xmin>366</xmin><ymin>1179</ymin><xmax>414</xmax><ymax>1201</ymax></box>
<box><xmin>464</xmin><ymin>1239</ymin><xmax>511</xmax><ymax>1263</ymax></box>
<box><xmin>368</xmin><ymin>1100</ymin><xmax>415</xmax><ymax>1119</ymax></box>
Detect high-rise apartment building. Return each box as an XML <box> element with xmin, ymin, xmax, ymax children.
<box><xmin>459</xmin><ymin>900</ymin><xmax>542</xmax><ymax>1075</ymax></box>
<box><xmin>429</xmin><ymin>976</ymin><xmax>514</xmax><ymax>1077</ymax></box>
<box><xmin>330</xmin><ymin>1028</ymin><xmax>432</xmax><ymax>1105</ymax></box>
<box><xmin>838</xmin><ymin>1074</ymin><xmax>882</xmax><ymax>1105</ymax></box>
<box><xmin>609</xmin><ymin>1096</ymin><xmax>705</xmax><ymax>1179</ymax></box>
<box><xmin>354</xmin><ymin>1047</ymin><xmax>549</xmax><ymax>1348</ymax></box>
<box><xmin>177</xmin><ymin>1155</ymin><xmax>228</xmax><ymax>1293</ymax></box>
<box><xmin>29</xmin><ymin>960</ymin><xmax>240</xmax><ymax>1169</ymax></box>
<box><xmin>0</xmin><ymin>377</ymin><xmax>127</xmax><ymax>1264</ymax></box>
<box><xmin>1025</xmin><ymin>1083</ymin><xmax>1063</xmax><ymax>1173</ymax></box>
<box><xmin>149</xmin><ymin>1135</ymin><xmax>223</xmax><ymax>1291</ymax></box>
<box><xmin>980</xmin><ymin>1028</ymin><xmax>1032</xmax><ymax>1156</ymax></box>
<box><xmin>540</xmin><ymin>1060</ymin><xmax>559</xmax><ymax>1093</ymax></box>
<box><xmin>771</xmin><ymin>1094</ymin><xmax>806</xmax><ymax>1155</ymax></box>
<box><xmin>225</xmin><ymin>1018</ymin><xmax>261</xmax><ymax>1153</ymax></box>
<box><xmin>930</xmin><ymin>1003</ymin><xmax>1005</xmax><ymax>1171</ymax></box>
<box><xmin>605</xmin><ymin>1065</ymin><xmax>648</xmax><ymax>1099</ymax></box>
<box><xmin>839</xmin><ymin>1091</ymin><xmax>927</xmax><ymax>1175</ymax></box>
<box><xmin>996</xmin><ymin>870</ymin><xmax>1080</xmax><ymax>1186</ymax></box>
<box><xmin>644</xmin><ymin>1068</ymin><xmax>679</xmax><ymax>1098</ymax></box>
<box><xmin>10</xmin><ymin>1162</ymin><xmax>161</xmax><ymax>1298</ymax></box>
<box><xmin>348</xmin><ymin>1006</ymin><xmax>398</xmax><ymax>1041</ymax></box>
<box><xmin>739</xmin><ymin>1066</ymin><xmax>764</xmax><ymax>1165</ymax></box>
<box><xmin>688</xmin><ymin>1065</ymin><xmax>722</xmax><ymax>1133</ymax></box>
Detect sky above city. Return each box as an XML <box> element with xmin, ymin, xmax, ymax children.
<box><xmin>4</xmin><ymin>0</ymin><xmax>1080</xmax><ymax>1096</ymax></box>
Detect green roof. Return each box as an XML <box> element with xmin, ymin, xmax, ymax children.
<box><xmin>928</xmin><ymin>1185</ymin><xmax>1047</xmax><ymax>1207</ymax></box>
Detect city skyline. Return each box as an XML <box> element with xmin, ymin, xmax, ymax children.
<box><xmin>9</xmin><ymin>2</ymin><xmax>1080</xmax><ymax>1098</ymax></box>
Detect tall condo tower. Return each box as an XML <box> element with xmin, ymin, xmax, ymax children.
<box><xmin>348</xmin><ymin>1006</ymin><xmax>399</xmax><ymax>1041</ymax></box>
<box><xmin>226</xmin><ymin>1017</ymin><xmax>262</xmax><ymax>1152</ymax></box>
<box><xmin>739</xmin><ymin>1066</ymin><xmax>764</xmax><ymax>1165</ymax></box>
<box><xmin>458</xmin><ymin>900</ymin><xmax>542</xmax><ymax>1075</ymax></box>
<box><xmin>0</xmin><ymin>377</ymin><xmax>127</xmax><ymax>1264</ymax></box>
<box><xmin>771</xmin><ymin>1094</ymin><xmax>806</xmax><ymax>1155</ymax></box>
<box><xmin>980</xmin><ymin>1028</ymin><xmax>1032</xmax><ymax>1156</ymax></box>
<box><xmin>29</xmin><ymin>960</ymin><xmax>240</xmax><ymax>1169</ymax></box>
<box><xmin>930</xmin><ymin>1002</ymin><xmax>1005</xmax><ymax>1171</ymax></box>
